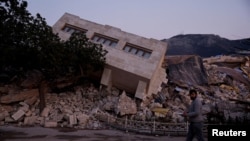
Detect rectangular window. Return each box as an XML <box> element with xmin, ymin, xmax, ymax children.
<box><xmin>68</xmin><ymin>29</ymin><xmax>75</xmax><ymax>34</ymax></box>
<box><xmin>103</xmin><ymin>40</ymin><xmax>111</xmax><ymax>46</ymax></box>
<box><xmin>63</xmin><ymin>27</ymin><xmax>70</xmax><ymax>32</ymax></box>
<box><xmin>137</xmin><ymin>50</ymin><xmax>144</xmax><ymax>57</ymax></box>
<box><xmin>124</xmin><ymin>46</ymin><xmax>131</xmax><ymax>52</ymax></box>
<box><xmin>123</xmin><ymin>43</ymin><xmax>152</xmax><ymax>59</ymax></box>
<box><xmin>130</xmin><ymin>48</ymin><xmax>137</xmax><ymax>54</ymax></box>
<box><xmin>98</xmin><ymin>38</ymin><xmax>105</xmax><ymax>44</ymax></box>
<box><xmin>110</xmin><ymin>42</ymin><xmax>117</xmax><ymax>47</ymax></box>
<box><xmin>91</xmin><ymin>33</ymin><xmax>118</xmax><ymax>48</ymax></box>
<box><xmin>92</xmin><ymin>36</ymin><xmax>99</xmax><ymax>42</ymax></box>
<box><xmin>143</xmin><ymin>52</ymin><xmax>151</xmax><ymax>59</ymax></box>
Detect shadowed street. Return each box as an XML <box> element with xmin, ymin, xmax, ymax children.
<box><xmin>0</xmin><ymin>125</ymin><xmax>203</xmax><ymax>141</ymax></box>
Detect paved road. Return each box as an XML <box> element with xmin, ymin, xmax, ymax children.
<box><xmin>0</xmin><ymin>125</ymin><xmax>203</xmax><ymax>141</ymax></box>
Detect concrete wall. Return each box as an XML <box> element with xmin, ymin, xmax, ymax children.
<box><xmin>52</xmin><ymin>13</ymin><xmax>167</xmax><ymax>100</ymax></box>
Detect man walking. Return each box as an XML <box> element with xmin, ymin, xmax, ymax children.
<box><xmin>182</xmin><ymin>89</ymin><xmax>205</xmax><ymax>141</ymax></box>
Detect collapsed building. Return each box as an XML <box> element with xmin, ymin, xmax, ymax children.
<box><xmin>1</xmin><ymin>13</ymin><xmax>250</xmax><ymax>131</ymax></box>
<box><xmin>52</xmin><ymin>13</ymin><xmax>168</xmax><ymax>102</ymax></box>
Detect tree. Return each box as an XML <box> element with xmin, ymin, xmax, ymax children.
<box><xmin>0</xmin><ymin>0</ymin><xmax>61</xmax><ymax>72</ymax></box>
<box><xmin>0</xmin><ymin>0</ymin><xmax>108</xmax><ymax>113</ymax></box>
<box><xmin>64</xmin><ymin>32</ymin><xmax>107</xmax><ymax>77</ymax></box>
<box><xmin>0</xmin><ymin>0</ymin><xmax>107</xmax><ymax>80</ymax></box>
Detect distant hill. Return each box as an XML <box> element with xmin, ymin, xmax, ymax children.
<box><xmin>162</xmin><ymin>34</ymin><xmax>250</xmax><ymax>58</ymax></box>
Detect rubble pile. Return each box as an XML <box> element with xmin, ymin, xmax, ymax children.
<box><xmin>163</xmin><ymin>55</ymin><xmax>250</xmax><ymax>124</ymax></box>
<box><xmin>0</xmin><ymin>55</ymin><xmax>250</xmax><ymax>129</ymax></box>
<box><xmin>0</xmin><ymin>85</ymin><xmax>140</xmax><ymax>128</ymax></box>
<box><xmin>0</xmin><ymin>86</ymin><xmax>104</xmax><ymax>129</ymax></box>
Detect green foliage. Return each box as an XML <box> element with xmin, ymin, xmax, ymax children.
<box><xmin>64</xmin><ymin>32</ymin><xmax>107</xmax><ymax>75</ymax></box>
<box><xmin>0</xmin><ymin>0</ymin><xmax>107</xmax><ymax>80</ymax></box>
<box><xmin>0</xmin><ymin>0</ymin><xmax>59</xmax><ymax>70</ymax></box>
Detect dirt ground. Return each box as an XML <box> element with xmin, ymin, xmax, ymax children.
<box><xmin>0</xmin><ymin>125</ymin><xmax>205</xmax><ymax>141</ymax></box>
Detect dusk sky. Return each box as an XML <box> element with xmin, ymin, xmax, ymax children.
<box><xmin>26</xmin><ymin>0</ymin><xmax>250</xmax><ymax>40</ymax></box>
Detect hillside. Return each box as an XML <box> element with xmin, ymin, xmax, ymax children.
<box><xmin>162</xmin><ymin>34</ymin><xmax>250</xmax><ymax>57</ymax></box>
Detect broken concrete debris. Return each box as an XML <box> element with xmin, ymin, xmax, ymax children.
<box><xmin>0</xmin><ymin>55</ymin><xmax>250</xmax><ymax>129</ymax></box>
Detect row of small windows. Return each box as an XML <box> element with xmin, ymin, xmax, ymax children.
<box><xmin>91</xmin><ymin>34</ymin><xmax>152</xmax><ymax>58</ymax></box>
<box><xmin>61</xmin><ymin>24</ymin><xmax>152</xmax><ymax>59</ymax></box>
<box><xmin>123</xmin><ymin>45</ymin><xmax>152</xmax><ymax>59</ymax></box>
<box><xmin>91</xmin><ymin>34</ymin><xmax>118</xmax><ymax>48</ymax></box>
<box><xmin>62</xmin><ymin>24</ymin><xmax>87</xmax><ymax>34</ymax></box>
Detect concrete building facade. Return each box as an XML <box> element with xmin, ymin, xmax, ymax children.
<box><xmin>52</xmin><ymin>13</ymin><xmax>167</xmax><ymax>101</ymax></box>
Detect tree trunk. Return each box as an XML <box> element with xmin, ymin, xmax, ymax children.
<box><xmin>39</xmin><ymin>80</ymin><xmax>47</xmax><ymax>113</ymax></box>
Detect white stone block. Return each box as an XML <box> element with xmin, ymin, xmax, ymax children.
<box><xmin>44</xmin><ymin>121</ymin><xmax>57</xmax><ymax>128</ymax></box>
<box><xmin>69</xmin><ymin>115</ymin><xmax>77</xmax><ymax>125</ymax></box>
<box><xmin>12</xmin><ymin>109</ymin><xmax>25</xmax><ymax>121</ymax></box>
